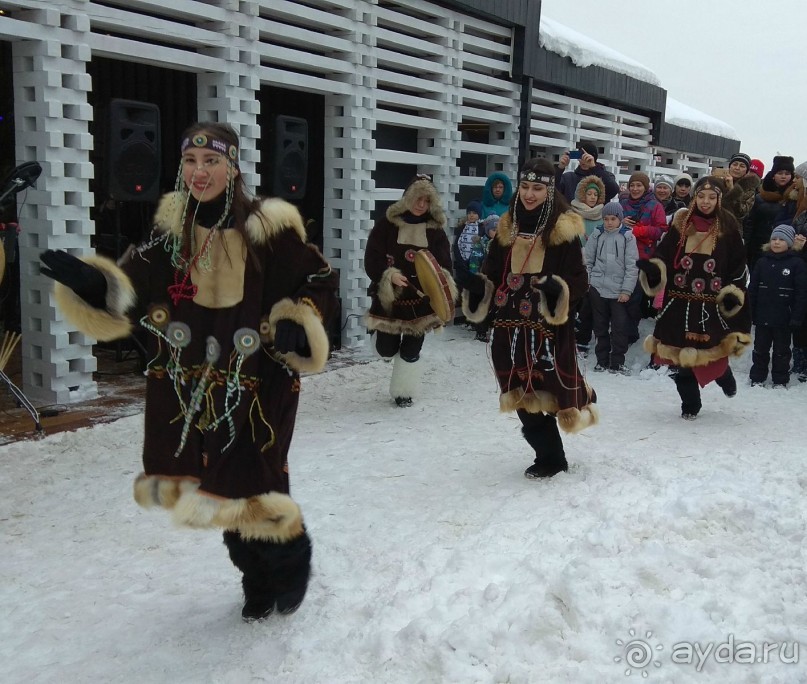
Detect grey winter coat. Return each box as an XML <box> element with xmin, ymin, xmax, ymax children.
<box><xmin>584</xmin><ymin>224</ymin><xmax>639</xmax><ymax>299</ymax></box>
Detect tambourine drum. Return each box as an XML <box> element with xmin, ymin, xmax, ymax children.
<box><xmin>414</xmin><ymin>249</ymin><xmax>455</xmax><ymax>323</ymax></box>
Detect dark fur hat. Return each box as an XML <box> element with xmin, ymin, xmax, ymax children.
<box><xmin>771</xmin><ymin>156</ymin><xmax>795</xmax><ymax>175</ymax></box>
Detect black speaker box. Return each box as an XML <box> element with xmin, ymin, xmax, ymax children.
<box><xmin>272</xmin><ymin>115</ymin><xmax>307</xmax><ymax>199</ymax></box>
<box><xmin>107</xmin><ymin>99</ymin><xmax>161</xmax><ymax>202</ymax></box>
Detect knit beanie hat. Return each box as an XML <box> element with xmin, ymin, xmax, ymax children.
<box><xmin>729</xmin><ymin>153</ymin><xmax>751</xmax><ymax>171</ymax></box>
<box><xmin>795</xmin><ymin>161</ymin><xmax>807</xmax><ymax>179</ymax></box>
<box><xmin>578</xmin><ymin>141</ymin><xmax>599</xmax><ymax>161</ymax></box>
<box><xmin>466</xmin><ymin>200</ymin><xmax>483</xmax><ymax>216</ymax></box>
<box><xmin>674</xmin><ymin>172</ymin><xmax>694</xmax><ymax>187</ymax></box>
<box><xmin>601</xmin><ymin>201</ymin><xmax>624</xmax><ymax>221</ymax></box>
<box><xmin>654</xmin><ymin>175</ymin><xmax>675</xmax><ymax>192</ymax></box>
<box><xmin>771</xmin><ymin>156</ymin><xmax>795</xmax><ymax>175</ymax></box>
<box><xmin>628</xmin><ymin>172</ymin><xmax>650</xmax><ymax>191</ymax></box>
<box><xmin>749</xmin><ymin>159</ymin><xmax>765</xmax><ymax>178</ymax></box>
<box><xmin>770</xmin><ymin>224</ymin><xmax>795</xmax><ymax>248</ymax></box>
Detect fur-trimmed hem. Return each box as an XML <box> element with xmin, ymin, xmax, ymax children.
<box><xmin>461</xmin><ymin>276</ymin><xmax>494</xmax><ymax>323</ymax></box>
<box><xmin>364</xmin><ymin>312</ymin><xmax>441</xmax><ymax>336</ymax></box>
<box><xmin>53</xmin><ymin>254</ymin><xmax>135</xmax><ymax>342</ymax></box>
<box><xmin>716</xmin><ymin>284</ymin><xmax>745</xmax><ymax>318</ymax></box>
<box><xmin>499</xmin><ymin>389</ymin><xmax>598</xmax><ymax>433</ymax></box>
<box><xmin>638</xmin><ymin>258</ymin><xmax>667</xmax><ymax>296</ymax></box>
<box><xmin>268</xmin><ymin>298</ymin><xmax>330</xmax><ymax>373</ymax></box>
<box><xmin>133</xmin><ymin>474</ymin><xmax>304</xmax><ymax>542</ymax></box>
<box><xmin>557</xmin><ymin>404</ymin><xmax>600</xmax><ymax>434</ymax></box>
<box><xmin>644</xmin><ymin>331</ymin><xmax>752</xmax><ymax>367</ymax></box>
<box><xmin>152</xmin><ymin>192</ymin><xmax>307</xmax><ymax>245</ymax></box>
<box><xmin>499</xmin><ymin>388</ymin><xmax>558</xmax><ymax>414</ymax></box>
<box><xmin>377</xmin><ymin>267</ymin><xmax>403</xmax><ymax>313</ymax></box>
<box><xmin>532</xmin><ymin>275</ymin><xmax>571</xmax><ymax>325</ymax></box>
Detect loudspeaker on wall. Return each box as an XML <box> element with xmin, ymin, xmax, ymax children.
<box><xmin>272</xmin><ymin>115</ymin><xmax>307</xmax><ymax>200</ymax></box>
<box><xmin>107</xmin><ymin>99</ymin><xmax>161</xmax><ymax>203</ymax></box>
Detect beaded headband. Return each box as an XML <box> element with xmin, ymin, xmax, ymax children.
<box><xmin>181</xmin><ymin>134</ymin><xmax>239</xmax><ymax>167</ymax></box>
<box><xmin>695</xmin><ymin>180</ymin><xmax>722</xmax><ymax>195</ymax></box>
<box><xmin>520</xmin><ymin>171</ymin><xmax>553</xmax><ymax>184</ymax></box>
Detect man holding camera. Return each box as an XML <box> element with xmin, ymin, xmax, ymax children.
<box><xmin>556</xmin><ymin>141</ymin><xmax>620</xmax><ymax>205</ymax></box>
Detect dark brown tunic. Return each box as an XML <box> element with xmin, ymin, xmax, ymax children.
<box><xmin>645</xmin><ymin>210</ymin><xmax>752</xmax><ymax>370</ymax></box>
<box><xmin>482</xmin><ymin>210</ymin><xmax>597</xmax><ymax>431</ymax></box>
<box><xmin>121</xmin><ymin>195</ymin><xmax>338</xmax><ymax>501</ymax></box>
<box><xmin>364</xmin><ymin>179</ymin><xmax>455</xmax><ymax>336</ymax></box>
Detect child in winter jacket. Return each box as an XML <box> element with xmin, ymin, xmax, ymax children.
<box><xmin>621</xmin><ymin>171</ymin><xmax>668</xmax><ymax>342</ymax></box>
<box><xmin>453</xmin><ymin>201</ymin><xmax>492</xmax><ymax>340</ymax></box>
<box><xmin>748</xmin><ymin>224</ymin><xmax>807</xmax><ymax>387</ymax></box>
<box><xmin>584</xmin><ymin>202</ymin><xmax>639</xmax><ymax>374</ymax></box>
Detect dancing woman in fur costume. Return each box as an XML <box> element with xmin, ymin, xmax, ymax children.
<box><xmin>364</xmin><ymin>175</ymin><xmax>456</xmax><ymax>406</ymax></box>
<box><xmin>40</xmin><ymin>122</ymin><xmax>338</xmax><ymax>621</ymax></box>
<box><xmin>463</xmin><ymin>158</ymin><xmax>598</xmax><ymax>479</ymax></box>
<box><xmin>637</xmin><ymin>176</ymin><xmax>752</xmax><ymax>419</ymax></box>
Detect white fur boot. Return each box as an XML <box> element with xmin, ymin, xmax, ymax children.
<box><xmin>389</xmin><ymin>354</ymin><xmax>422</xmax><ymax>407</ymax></box>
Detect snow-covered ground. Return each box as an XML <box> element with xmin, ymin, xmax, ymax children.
<box><xmin>2</xmin><ymin>321</ymin><xmax>805</xmax><ymax>684</ymax></box>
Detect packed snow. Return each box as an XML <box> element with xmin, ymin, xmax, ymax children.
<box><xmin>539</xmin><ymin>17</ymin><xmax>661</xmax><ymax>87</ymax></box>
<box><xmin>540</xmin><ymin>18</ymin><xmax>740</xmax><ymax>144</ymax></box>
<box><xmin>2</xmin><ymin>321</ymin><xmax>805</xmax><ymax>684</ymax></box>
<box><xmin>664</xmin><ymin>97</ymin><xmax>739</xmax><ymax>141</ymax></box>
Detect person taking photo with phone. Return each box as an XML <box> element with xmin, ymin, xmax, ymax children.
<box><xmin>556</xmin><ymin>141</ymin><xmax>620</xmax><ymax>205</ymax></box>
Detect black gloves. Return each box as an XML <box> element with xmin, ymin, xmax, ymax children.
<box><xmin>721</xmin><ymin>292</ymin><xmax>742</xmax><ymax>312</ymax></box>
<box><xmin>40</xmin><ymin>249</ymin><xmax>108</xmax><ymax>309</ymax></box>
<box><xmin>531</xmin><ymin>276</ymin><xmax>563</xmax><ymax>299</ymax></box>
<box><xmin>464</xmin><ymin>274</ymin><xmax>488</xmax><ymax>296</ymax></box>
<box><xmin>636</xmin><ymin>259</ymin><xmax>661</xmax><ymax>288</ymax></box>
<box><xmin>274</xmin><ymin>319</ymin><xmax>310</xmax><ymax>356</ymax></box>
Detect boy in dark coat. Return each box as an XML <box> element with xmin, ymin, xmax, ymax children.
<box><xmin>748</xmin><ymin>224</ymin><xmax>807</xmax><ymax>387</ymax></box>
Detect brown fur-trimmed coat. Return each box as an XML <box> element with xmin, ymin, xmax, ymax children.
<box><xmin>54</xmin><ymin>192</ymin><xmax>338</xmax><ymax>542</ymax></box>
<box><xmin>640</xmin><ymin>208</ymin><xmax>751</xmax><ymax>368</ymax></box>
<box><xmin>364</xmin><ymin>179</ymin><xmax>456</xmax><ymax>335</ymax></box>
<box><xmin>462</xmin><ymin>209</ymin><xmax>598</xmax><ymax>434</ymax></box>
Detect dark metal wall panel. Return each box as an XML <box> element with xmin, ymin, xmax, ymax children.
<box><xmin>657</xmin><ymin>124</ymin><xmax>741</xmax><ymax>160</ymax></box>
<box><xmin>527</xmin><ymin>47</ymin><xmax>667</xmax><ymax>116</ymax></box>
<box><xmin>434</xmin><ymin>0</ymin><xmax>531</xmax><ymax>25</ymax></box>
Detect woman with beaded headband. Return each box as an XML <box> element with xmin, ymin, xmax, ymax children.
<box><xmin>364</xmin><ymin>174</ymin><xmax>456</xmax><ymax>406</ymax></box>
<box><xmin>462</xmin><ymin>158</ymin><xmax>598</xmax><ymax>479</ymax></box>
<box><xmin>636</xmin><ymin>175</ymin><xmax>751</xmax><ymax>419</ymax></box>
<box><xmin>39</xmin><ymin>122</ymin><xmax>338</xmax><ymax>621</ymax></box>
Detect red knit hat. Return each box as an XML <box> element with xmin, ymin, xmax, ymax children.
<box><xmin>749</xmin><ymin>159</ymin><xmax>765</xmax><ymax>178</ymax></box>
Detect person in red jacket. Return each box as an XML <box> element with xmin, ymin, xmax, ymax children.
<box><xmin>620</xmin><ymin>172</ymin><xmax>668</xmax><ymax>341</ymax></box>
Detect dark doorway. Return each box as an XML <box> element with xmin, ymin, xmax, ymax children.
<box><xmin>257</xmin><ymin>86</ymin><xmax>325</xmax><ymax>250</ymax></box>
<box><xmin>1</xmin><ymin>40</ymin><xmax>20</xmax><ymax>332</ymax></box>
<box><xmin>86</xmin><ymin>58</ymin><xmax>196</xmax><ymax>256</ymax></box>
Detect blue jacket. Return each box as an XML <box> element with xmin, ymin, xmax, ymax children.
<box><xmin>481</xmin><ymin>172</ymin><xmax>513</xmax><ymax>219</ymax></box>
<box><xmin>749</xmin><ymin>249</ymin><xmax>807</xmax><ymax>327</ymax></box>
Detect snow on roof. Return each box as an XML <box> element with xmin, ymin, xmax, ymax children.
<box><xmin>664</xmin><ymin>96</ymin><xmax>739</xmax><ymax>140</ymax></box>
<box><xmin>539</xmin><ymin>17</ymin><xmax>739</xmax><ymax>142</ymax></box>
<box><xmin>539</xmin><ymin>16</ymin><xmax>661</xmax><ymax>86</ymax></box>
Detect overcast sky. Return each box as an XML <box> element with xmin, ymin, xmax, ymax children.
<box><xmin>541</xmin><ymin>0</ymin><xmax>807</xmax><ymax>172</ymax></box>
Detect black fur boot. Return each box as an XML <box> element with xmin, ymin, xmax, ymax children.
<box><xmin>223</xmin><ymin>529</ymin><xmax>312</xmax><ymax>621</ymax></box>
<box><xmin>715</xmin><ymin>366</ymin><xmax>737</xmax><ymax>398</ymax></box>
<box><xmin>520</xmin><ymin>412</ymin><xmax>568</xmax><ymax>479</ymax></box>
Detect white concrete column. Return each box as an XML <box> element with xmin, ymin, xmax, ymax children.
<box><xmin>13</xmin><ymin>2</ymin><xmax>97</xmax><ymax>403</ymax></box>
